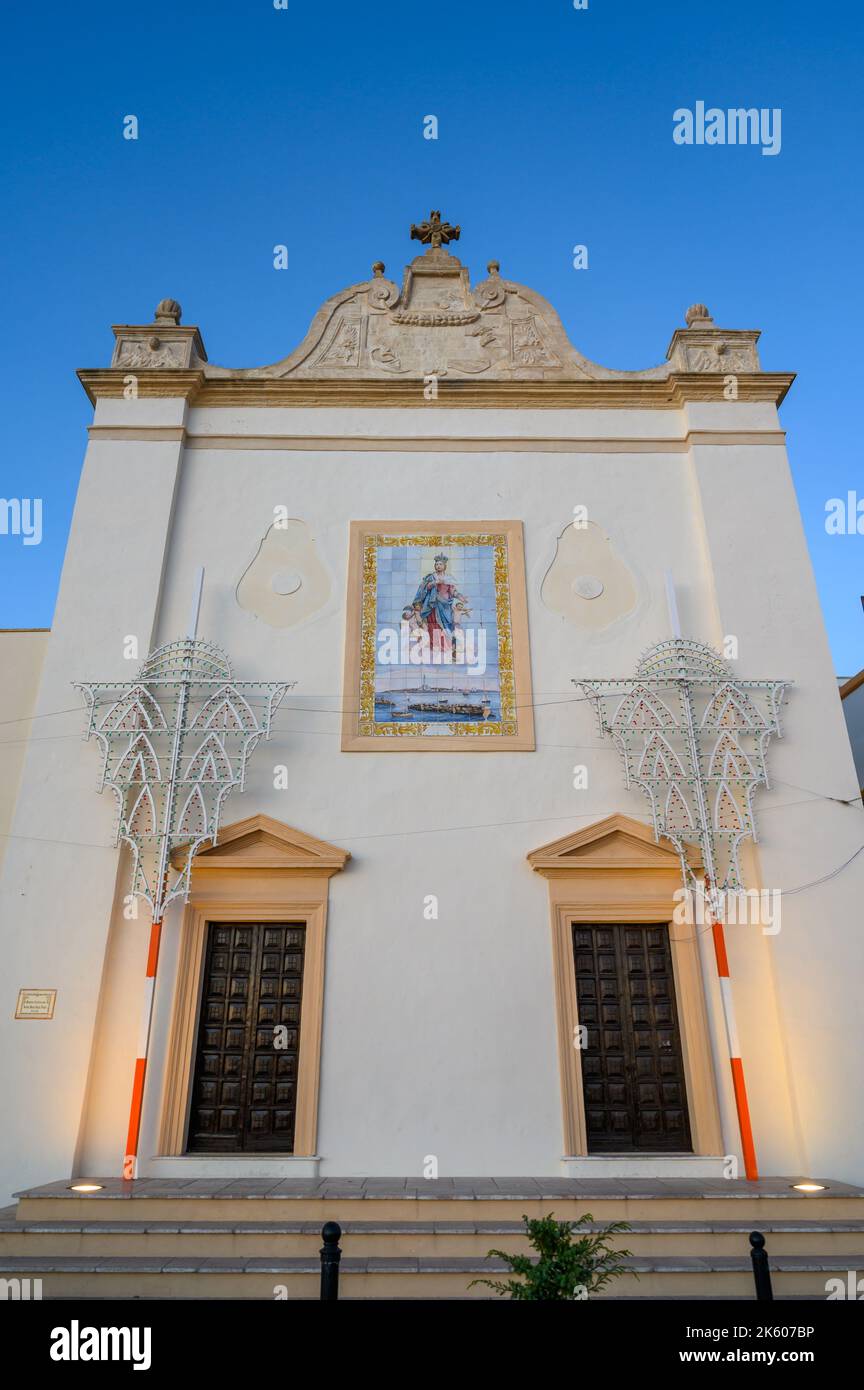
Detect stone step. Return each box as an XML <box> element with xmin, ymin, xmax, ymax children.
<box><xmin>2</xmin><ymin>1214</ymin><xmax>863</xmax><ymax>1258</ymax></box>
<box><xmin>14</xmin><ymin>1176</ymin><xmax>864</xmax><ymax>1226</ymax></box>
<box><xmin>9</xmin><ymin>1179</ymin><xmax>860</xmax><ymax>1296</ymax></box>
<box><xmin>0</xmin><ymin>1253</ymin><xmax>854</xmax><ymax>1300</ymax></box>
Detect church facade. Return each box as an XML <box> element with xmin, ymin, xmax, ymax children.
<box><xmin>1</xmin><ymin>215</ymin><xmax>863</xmax><ymax>1289</ymax></box>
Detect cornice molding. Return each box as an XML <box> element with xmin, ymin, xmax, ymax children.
<box><xmin>78</xmin><ymin>369</ymin><xmax>205</xmax><ymax>404</ymax></box>
<box><xmin>85</xmin><ymin>426</ymin><xmax>788</xmax><ymax>451</ymax></box>
<box><xmin>78</xmin><ymin>369</ymin><xmax>795</xmax><ymax>409</ymax></box>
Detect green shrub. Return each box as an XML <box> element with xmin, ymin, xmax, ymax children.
<box><xmin>470</xmin><ymin>1212</ymin><xmax>632</xmax><ymax>1300</ymax></box>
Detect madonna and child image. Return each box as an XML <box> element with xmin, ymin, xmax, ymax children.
<box><xmin>374</xmin><ymin>542</ymin><xmax>501</xmax><ymax>725</ymax></box>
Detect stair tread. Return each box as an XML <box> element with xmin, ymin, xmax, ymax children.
<box><xmin>0</xmin><ymin>1253</ymin><xmax>859</xmax><ymax>1273</ymax></box>
<box><xmin>4</xmin><ymin>1217</ymin><xmax>864</xmax><ymax>1235</ymax></box>
<box><xmin>15</xmin><ymin>1175</ymin><xmax>864</xmax><ymax>1201</ymax></box>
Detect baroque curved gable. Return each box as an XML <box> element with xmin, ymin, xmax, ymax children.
<box><xmin>99</xmin><ymin>212</ymin><xmax>780</xmax><ymax>401</ymax></box>
<box><xmin>204</xmin><ymin>232</ymin><xmax>671</xmax><ymax>385</ymax></box>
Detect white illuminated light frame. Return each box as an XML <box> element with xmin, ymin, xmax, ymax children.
<box><xmin>75</xmin><ymin>577</ymin><xmax>290</xmax><ymax>920</ymax></box>
<box><xmin>578</xmin><ymin>637</ymin><xmax>790</xmax><ymax>906</ymax></box>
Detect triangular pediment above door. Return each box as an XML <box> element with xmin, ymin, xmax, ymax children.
<box><xmin>172</xmin><ymin>813</ymin><xmax>350</xmax><ymax>875</ymax></box>
<box><xmin>527</xmin><ymin>812</ymin><xmax>697</xmax><ymax>876</ymax></box>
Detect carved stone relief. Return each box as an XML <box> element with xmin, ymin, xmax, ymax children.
<box><xmin>509</xmin><ymin>316</ymin><xmax>560</xmax><ymax>369</ymax></box>
<box><xmin>666</xmin><ymin>317</ymin><xmax>761</xmax><ymax>375</ymax></box>
<box><xmin>316</xmin><ymin>317</ymin><xmax>361</xmax><ymax>367</ymax></box>
<box><xmin>686</xmin><ymin>342</ymin><xmax>757</xmax><ymax>372</ymax></box>
<box><xmin>114</xmin><ymin>338</ymin><xmax>187</xmax><ymax>368</ymax></box>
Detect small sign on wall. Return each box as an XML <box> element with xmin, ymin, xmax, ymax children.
<box><xmin>15</xmin><ymin>989</ymin><xmax>56</xmax><ymax>1020</ymax></box>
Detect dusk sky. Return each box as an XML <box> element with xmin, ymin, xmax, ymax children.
<box><xmin>2</xmin><ymin>0</ymin><xmax>861</xmax><ymax>670</ymax></box>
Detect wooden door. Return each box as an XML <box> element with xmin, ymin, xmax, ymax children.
<box><xmin>572</xmin><ymin>923</ymin><xmax>692</xmax><ymax>1153</ymax></box>
<box><xmin>187</xmin><ymin>922</ymin><xmax>306</xmax><ymax>1152</ymax></box>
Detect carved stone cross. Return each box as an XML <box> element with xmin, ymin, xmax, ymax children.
<box><xmin>410</xmin><ymin>210</ymin><xmax>461</xmax><ymax>250</ymax></box>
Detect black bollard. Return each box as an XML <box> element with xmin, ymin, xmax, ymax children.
<box><xmin>320</xmin><ymin>1221</ymin><xmax>342</xmax><ymax>1301</ymax></box>
<box><xmin>749</xmin><ymin>1231</ymin><xmax>774</xmax><ymax>1301</ymax></box>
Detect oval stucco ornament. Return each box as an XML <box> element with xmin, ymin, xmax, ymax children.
<box><xmin>541</xmin><ymin>521</ymin><xmax>637</xmax><ymax>628</ymax></box>
<box><xmin>237</xmin><ymin>519</ymin><xmax>330</xmax><ymax>628</ymax></box>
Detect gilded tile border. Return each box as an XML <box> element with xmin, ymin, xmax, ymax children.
<box><xmin>342</xmin><ymin>520</ymin><xmax>534</xmax><ymax>752</ymax></box>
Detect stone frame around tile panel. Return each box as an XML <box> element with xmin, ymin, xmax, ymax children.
<box><xmin>341</xmin><ymin>519</ymin><xmax>535</xmax><ymax>752</ymax></box>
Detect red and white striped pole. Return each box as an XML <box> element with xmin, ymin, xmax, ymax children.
<box><xmin>123</xmin><ymin>916</ymin><xmax>163</xmax><ymax>1180</ymax></box>
<box><xmin>705</xmin><ymin>878</ymin><xmax>758</xmax><ymax>1179</ymax></box>
<box><xmin>122</xmin><ymin>568</ymin><xmax>204</xmax><ymax>1181</ymax></box>
<box><xmin>665</xmin><ymin>573</ymin><xmax>759</xmax><ymax>1181</ymax></box>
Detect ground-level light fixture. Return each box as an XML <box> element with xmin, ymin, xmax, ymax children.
<box><xmin>68</xmin><ymin>1182</ymin><xmax>104</xmax><ymax>1193</ymax></box>
<box><xmin>791</xmin><ymin>1182</ymin><xmax>828</xmax><ymax>1192</ymax></box>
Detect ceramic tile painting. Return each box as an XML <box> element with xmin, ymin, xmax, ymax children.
<box><xmin>342</xmin><ymin>521</ymin><xmax>534</xmax><ymax>751</ymax></box>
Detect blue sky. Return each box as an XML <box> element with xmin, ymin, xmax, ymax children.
<box><xmin>1</xmin><ymin>0</ymin><xmax>861</xmax><ymax>671</ymax></box>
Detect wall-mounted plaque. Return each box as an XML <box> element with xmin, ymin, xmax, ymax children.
<box><xmin>15</xmin><ymin>988</ymin><xmax>56</xmax><ymax>1019</ymax></box>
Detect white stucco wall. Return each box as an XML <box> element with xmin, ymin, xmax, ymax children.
<box><xmin>0</xmin><ymin>399</ymin><xmax>189</xmax><ymax>1204</ymax></box>
<box><xmin>2</xmin><ymin>392</ymin><xmax>862</xmax><ymax>1200</ymax></box>
<box><xmin>684</xmin><ymin>407</ymin><xmax>864</xmax><ymax>1184</ymax></box>
<box><xmin>0</xmin><ymin>629</ymin><xmax>49</xmax><ymax>872</ymax></box>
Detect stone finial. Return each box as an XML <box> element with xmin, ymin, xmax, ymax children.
<box><xmin>487</xmin><ymin>260</ymin><xmax>501</xmax><ymax>275</ymax></box>
<box><xmin>372</xmin><ymin>261</ymin><xmax>386</xmax><ymax>277</ymax></box>
<box><xmin>684</xmin><ymin>303</ymin><xmax>714</xmax><ymax>328</ymax></box>
<box><xmin>154</xmin><ymin>298</ymin><xmax>182</xmax><ymax>326</ymax></box>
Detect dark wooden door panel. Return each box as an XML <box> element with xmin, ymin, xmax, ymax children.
<box><xmin>573</xmin><ymin>923</ymin><xmax>691</xmax><ymax>1153</ymax></box>
<box><xmin>187</xmin><ymin>922</ymin><xmax>305</xmax><ymax>1153</ymax></box>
